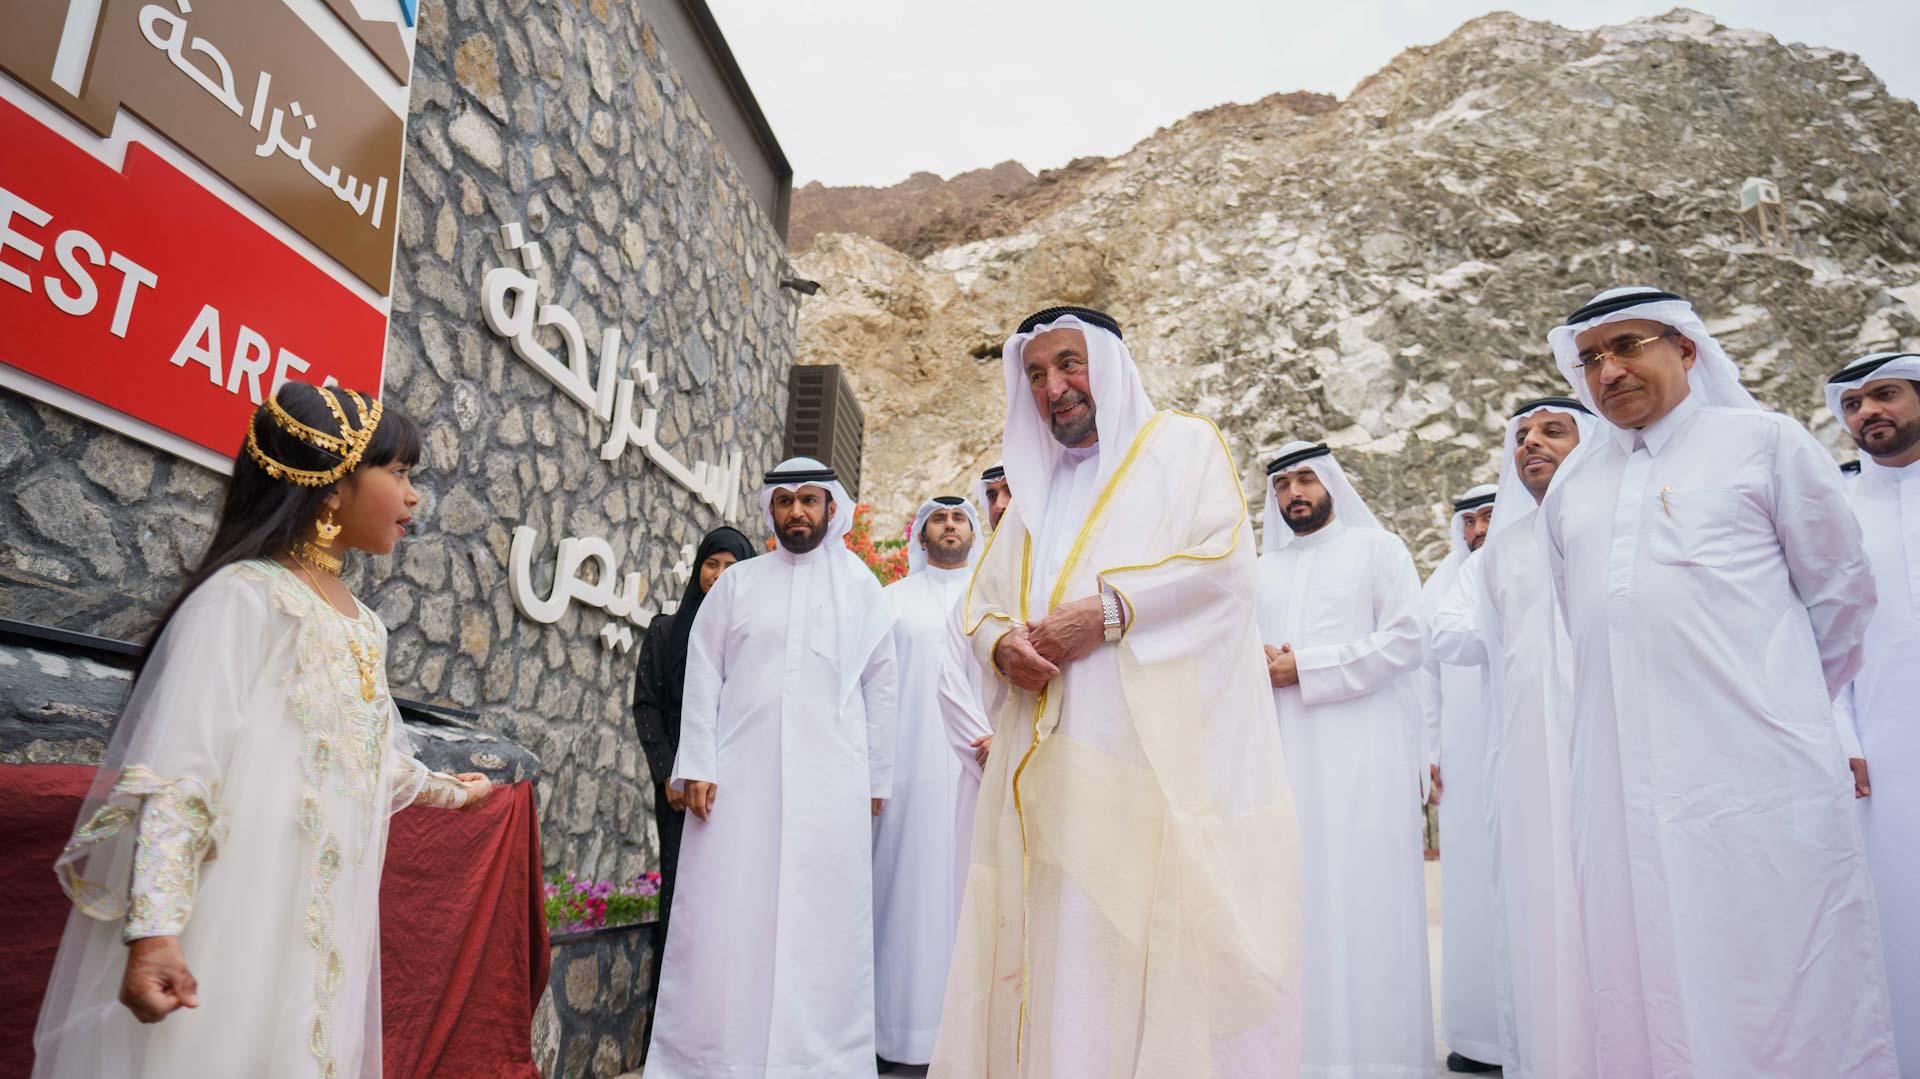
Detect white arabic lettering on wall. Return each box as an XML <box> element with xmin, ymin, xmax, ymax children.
<box><xmin>507</xmin><ymin>535</ymin><xmax>697</xmax><ymax>653</ymax></box>
<box><xmin>488</xmin><ymin>221</ymin><xmax>739</xmax><ymax>651</ymax></box>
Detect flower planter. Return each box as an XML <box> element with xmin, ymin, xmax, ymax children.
<box><xmin>532</xmin><ymin>919</ymin><xmax>660</xmax><ymax>1078</ymax></box>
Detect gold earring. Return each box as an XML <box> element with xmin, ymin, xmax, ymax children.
<box><xmin>314</xmin><ymin>507</ymin><xmax>342</xmax><ymax>548</ymax></box>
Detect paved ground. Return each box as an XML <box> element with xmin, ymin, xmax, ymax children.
<box><xmin>659</xmin><ymin>863</ymin><xmax>1484</xmax><ymax>1078</ymax></box>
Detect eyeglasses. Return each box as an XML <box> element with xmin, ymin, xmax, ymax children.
<box><xmin>1576</xmin><ymin>331</ymin><xmax>1680</xmax><ymax>369</ymax></box>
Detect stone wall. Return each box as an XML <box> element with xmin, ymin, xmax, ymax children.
<box><xmin>533</xmin><ymin>922</ymin><xmax>658</xmax><ymax>1078</ymax></box>
<box><xmin>0</xmin><ymin>0</ymin><xmax>799</xmax><ymax>884</ymax></box>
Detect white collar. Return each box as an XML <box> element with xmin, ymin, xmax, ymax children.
<box><xmin>1281</xmin><ymin>516</ymin><xmax>1347</xmax><ymax>551</ymax></box>
<box><xmin>1058</xmin><ymin>442</ymin><xmax>1099</xmax><ymax>465</ymax></box>
<box><xmin>1608</xmin><ymin>391</ymin><xmax>1702</xmax><ymax>457</ymax></box>
<box><xmin>1860</xmin><ymin>454</ymin><xmax>1920</xmax><ymax>483</ymax></box>
<box><xmin>770</xmin><ymin>542</ymin><xmax>831</xmax><ymax>567</ymax></box>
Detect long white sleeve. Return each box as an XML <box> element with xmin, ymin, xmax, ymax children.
<box><xmin>1834</xmin><ymin>683</ymin><xmax>1864</xmax><ymax>760</ymax></box>
<box><xmin>862</xmin><ymin>627</ymin><xmax>900</xmax><ymax>799</ymax></box>
<box><xmin>1421</xmin><ymin>660</ymin><xmax>1441</xmax><ymax>752</ymax></box>
<box><xmin>938</xmin><ymin>602</ymin><xmax>994</xmax><ymax>780</ymax></box>
<box><xmin>1415</xmin><ymin>661</ymin><xmax>1440</xmax><ymax>801</ymax></box>
<box><xmin>1430</xmin><ymin>553</ymin><xmax>1490</xmax><ymax>667</ymax></box>
<box><xmin>1769</xmin><ymin>419</ymin><xmax>1877</xmax><ymax>698</ymax></box>
<box><xmin>1544</xmin><ymin>485</ymin><xmax>1572</xmax><ymax>634</ymax></box>
<box><xmin>670</xmin><ymin>569</ymin><xmax>733</xmax><ymax>788</ymax></box>
<box><xmin>1296</xmin><ymin>537</ymin><xmax>1428</xmax><ymax>707</ymax></box>
<box><xmin>109</xmin><ymin>573</ymin><xmax>275</xmax><ymax>940</ymax></box>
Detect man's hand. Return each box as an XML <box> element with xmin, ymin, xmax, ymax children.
<box><xmin>1428</xmin><ymin>764</ymin><xmax>1444</xmax><ymax>806</ymax></box>
<box><xmin>1850</xmin><ymin>758</ymin><xmax>1871</xmax><ymax>799</ymax></box>
<box><xmin>121</xmin><ymin>936</ymin><xmax>198</xmax><ymax>1023</ymax></box>
<box><xmin>994</xmin><ymin>626</ymin><xmax>1060</xmax><ymax>692</ymax></box>
<box><xmin>684</xmin><ymin>781</ymin><xmax>717</xmax><ymax>820</ymax></box>
<box><xmin>454</xmin><ymin>772</ymin><xmax>493</xmax><ymax>811</ymax></box>
<box><xmin>664</xmin><ymin>783</ymin><xmax>687</xmax><ymax>812</ymax></box>
<box><xmin>871</xmin><ymin>798</ymin><xmax>885</xmax><ymax>817</ymax></box>
<box><xmin>1265</xmin><ymin>643</ymin><xmax>1299</xmax><ymax>688</ymax></box>
<box><xmin>1026</xmin><ymin>597</ymin><xmax>1105</xmax><ymax>668</ymax></box>
<box><xmin>970</xmin><ymin>734</ymin><xmax>993</xmax><ymax>768</ymax></box>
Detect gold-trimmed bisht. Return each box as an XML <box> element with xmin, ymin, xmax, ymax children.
<box><xmin>978</xmin><ymin>410</ymin><xmax>1172</xmax><ymax>1068</ymax></box>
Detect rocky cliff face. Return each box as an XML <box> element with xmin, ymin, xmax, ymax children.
<box><xmin>792</xmin><ymin>8</ymin><xmax>1920</xmax><ymax>565</ymax></box>
<box><xmin>790</xmin><ymin>160</ymin><xmax>1039</xmax><ymax>254</ymax></box>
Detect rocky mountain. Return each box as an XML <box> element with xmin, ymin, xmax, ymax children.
<box><xmin>789</xmin><ymin>160</ymin><xmax>1040</xmax><ymax>254</ymax></box>
<box><xmin>791</xmin><ymin>8</ymin><xmax>1920</xmax><ymax>566</ymax></box>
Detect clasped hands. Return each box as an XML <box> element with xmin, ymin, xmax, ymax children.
<box><xmin>992</xmin><ymin>596</ymin><xmax>1107</xmax><ymax>692</ymax></box>
<box><xmin>1263</xmin><ymin>643</ymin><xmax>1299</xmax><ymax>688</ymax></box>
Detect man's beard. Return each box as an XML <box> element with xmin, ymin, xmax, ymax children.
<box><xmin>1284</xmin><ymin>496</ymin><xmax>1333</xmax><ymax>535</ymax></box>
<box><xmin>926</xmin><ymin>538</ymin><xmax>972</xmax><ymax>568</ymax></box>
<box><xmin>1467</xmin><ymin>533</ymin><xmax>1486</xmax><ymax>552</ymax></box>
<box><xmin>1048</xmin><ymin>391</ymin><xmax>1097</xmax><ymax>446</ymax></box>
<box><xmin>1855</xmin><ymin>414</ymin><xmax>1920</xmax><ymax>459</ymax></box>
<box><xmin>777</xmin><ymin>518</ymin><xmax>826</xmax><ymax>553</ymax></box>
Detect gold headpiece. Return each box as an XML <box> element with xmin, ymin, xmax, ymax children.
<box><xmin>245</xmin><ymin>386</ymin><xmax>384</xmax><ymax>487</ymax></box>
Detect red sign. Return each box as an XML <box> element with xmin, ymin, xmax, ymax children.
<box><xmin>0</xmin><ymin>95</ymin><xmax>385</xmax><ymax>463</ymax></box>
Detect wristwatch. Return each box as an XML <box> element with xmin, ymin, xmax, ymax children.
<box><xmin>1099</xmin><ymin>584</ymin><xmax>1123</xmax><ymax>643</ymax></box>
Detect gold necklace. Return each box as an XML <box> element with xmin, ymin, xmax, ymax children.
<box><xmin>345</xmin><ymin>637</ymin><xmax>380</xmax><ymax>703</ymax></box>
<box><xmin>293</xmin><ymin>561</ymin><xmax>379</xmax><ymax>702</ymax></box>
<box><xmin>291</xmin><ymin>539</ymin><xmax>342</xmax><ymax>575</ymax></box>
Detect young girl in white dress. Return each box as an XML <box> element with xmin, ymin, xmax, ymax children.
<box><xmin>34</xmin><ymin>382</ymin><xmax>494</xmax><ymax>1079</ymax></box>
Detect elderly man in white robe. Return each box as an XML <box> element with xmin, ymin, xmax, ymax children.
<box><xmin>874</xmin><ymin>495</ymin><xmax>981</xmax><ymax>1067</ymax></box>
<box><xmin>1827</xmin><ymin>351</ymin><xmax>1920</xmax><ymax>1074</ymax></box>
<box><xmin>648</xmin><ymin>459</ymin><xmax>899</xmax><ymax>1079</ymax></box>
<box><xmin>1258</xmin><ymin>441</ymin><xmax>1434</xmax><ymax>1079</ymax></box>
<box><xmin>1432</xmin><ymin>396</ymin><xmax>1600</xmax><ymax>1079</ymax></box>
<box><xmin>1539</xmin><ymin>287</ymin><xmax>1896</xmax><ymax>1077</ymax></box>
<box><xmin>932</xmin><ymin>306</ymin><xmax>1301</xmax><ymax>1077</ymax></box>
<box><xmin>1419</xmin><ymin>482</ymin><xmax>1508</xmax><ymax>1075</ymax></box>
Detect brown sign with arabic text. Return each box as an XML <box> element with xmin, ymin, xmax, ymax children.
<box><xmin>0</xmin><ymin>0</ymin><xmax>405</xmax><ymax>295</ymax></box>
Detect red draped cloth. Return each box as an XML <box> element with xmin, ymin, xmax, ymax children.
<box><xmin>0</xmin><ymin>765</ymin><xmax>550</xmax><ymax>1078</ymax></box>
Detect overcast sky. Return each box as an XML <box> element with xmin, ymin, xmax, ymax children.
<box><xmin>706</xmin><ymin>1</ymin><xmax>1917</xmax><ymax>188</ymax></box>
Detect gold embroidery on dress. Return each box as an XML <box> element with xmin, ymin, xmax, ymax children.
<box><xmin>123</xmin><ymin>777</ymin><xmax>220</xmax><ymax>940</ymax></box>
<box><xmin>55</xmin><ymin>767</ymin><xmax>224</xmax><ymax>927</ymax></box>
<box><xmin>346</xmin><ymin>637</ymin><xmax>380</xmax><ymax>702</ymax></box>
<box><xmin>411</xmin><ymin>771</ymin><xmax>469</xmax><ymax>809</ymax></box>
<box><xmin>238</xmin><ymin>559</ymin><xmax>396</xmax><ymax>1079</ymax></box>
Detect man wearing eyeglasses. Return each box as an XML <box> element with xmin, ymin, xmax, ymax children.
<box><xmin>1536</xmin><ymin>288</ymin><xmax>1895</xmax><ymax>1077</ymax></box>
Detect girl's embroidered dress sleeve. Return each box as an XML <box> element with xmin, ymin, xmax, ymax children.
<box><xmin>122</xmin><ymin>770</ymin><xmax>223</xmax><ymax>939</ymax></box>
<box><xmin>55</xmin><ymin>569</ymin><xmax>267</xmax><ymax>930</ymax></box>
<box><xmin>407</xmin><ymin>764</ymin><xmax>470</xmax><ymax>806</ymax></box>
<box><xmin>383</xmin><ymin>697</ymin><xmax>468</xmax><ymax>811</ymax></box>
